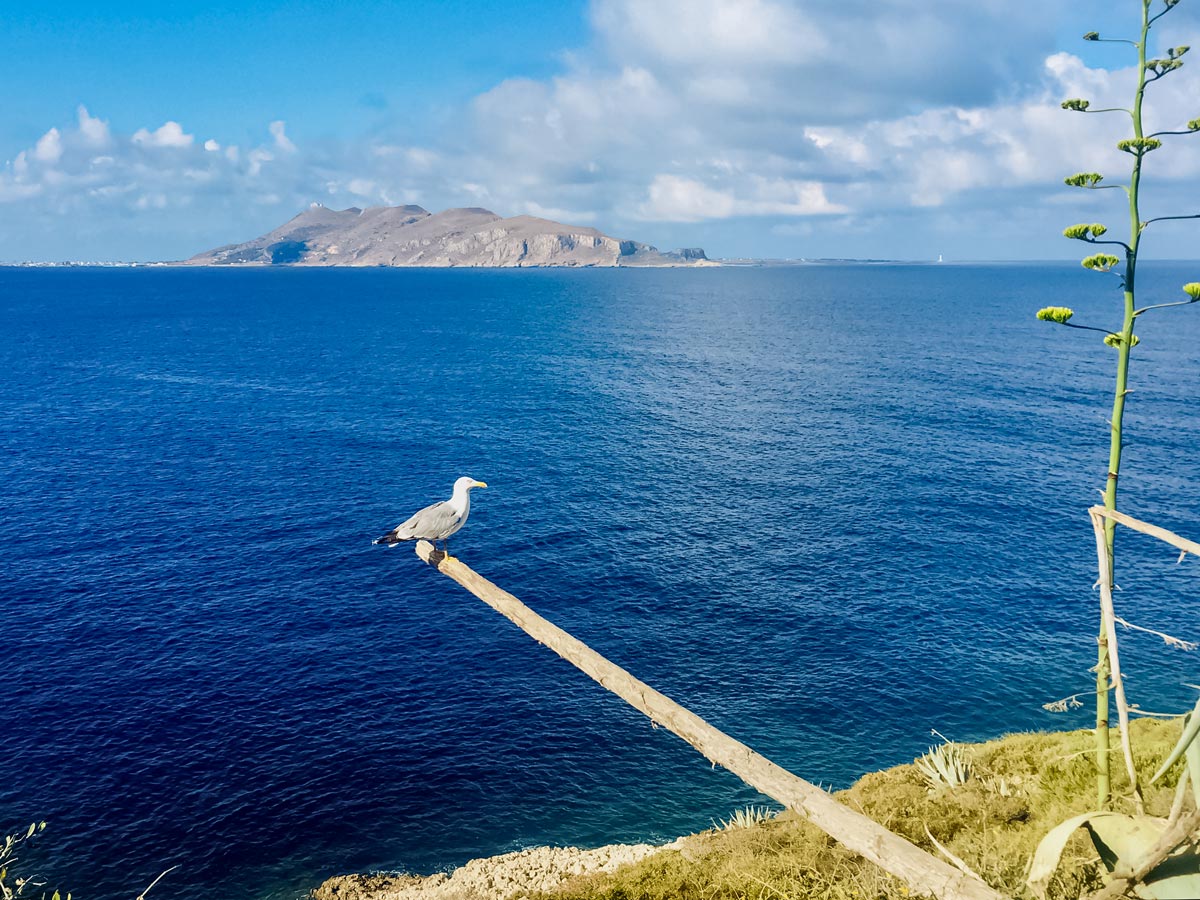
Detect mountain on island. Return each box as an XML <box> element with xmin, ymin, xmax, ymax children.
<box><xmin>184</xmin><ymin>203</ymin><xmax>711</xmax><ymax>268</ymax></box>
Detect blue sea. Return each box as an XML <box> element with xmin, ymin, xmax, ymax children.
<box><xmin>2</xmin><ymin>263</ymin><xmax>1199</xmax><ymax>900</ymax></box>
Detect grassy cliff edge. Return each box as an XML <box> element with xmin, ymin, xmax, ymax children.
<box><xmin>313</xmin><ymin>718</ymin><xmax>1185</xmax><ymax>900</ymax></box>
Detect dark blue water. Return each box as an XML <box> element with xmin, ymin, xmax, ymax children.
<box><xmin>3</xmin><ymin>264</ymin><xmax>1199</xmax><ymax>900</ymax></box>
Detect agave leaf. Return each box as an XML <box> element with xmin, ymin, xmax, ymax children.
<box><xmin>1186</xmin><ymin>728</ymin><xmax>1200</xmax><ymax>810</ymax></box>
<box><xmin>1028</xmin><ymin>812</ymin><xmax>1125</xmax><ymax>899</ymax></box>
<box><xmin>1085</xmin><ymin>814</ymin><xmax>1166</xmax><ymax>870</ymax></box>
<box><xmin>1137</xmin><ymin>843</ymin><xmax>1200</xmax><ymax>900</ymax></box>
<box><xmin>1031</xmin><ymin>812</ymin><xmax>1200</xmax><ymax>900</ymax></box>
<box><xmin>1151</xmin><ymin>697</ymin><xmax>1200</xmax><ymax>783</ymax></box>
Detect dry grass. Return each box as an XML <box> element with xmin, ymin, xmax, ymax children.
<box><xmin>543</xmin><ymin>718</ymin><xmax>1185</xmax><ymax>900</ymax></box>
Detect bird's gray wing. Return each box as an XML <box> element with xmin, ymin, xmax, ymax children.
<box><xmin>393</xmin><ymin>500</ymin><xmax>462</xmax><ymax>540</ymax></box>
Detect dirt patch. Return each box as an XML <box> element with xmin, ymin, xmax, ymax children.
<box><xmin>312</xmin><ymin>841</ymin><xmax>680</xmax><ymax>900</ymax></box>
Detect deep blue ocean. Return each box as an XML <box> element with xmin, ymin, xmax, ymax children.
<box><xmin>2</xmin><ymin>264</ymin><xmax>1199</xmax><ymax>900</ymax></box>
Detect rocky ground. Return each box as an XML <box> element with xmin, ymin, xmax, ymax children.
<box><xmin>312</xmin><ymin>840</ymin><xmax>684</xmax><ymax>900</ymax></box>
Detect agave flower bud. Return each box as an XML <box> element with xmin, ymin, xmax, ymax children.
<box><xmin>1082</xmin><ymin>253</ymin><xmax>1121</xmax><ymax>271</ymax></box>
<box><xmin>1062</xmin><ymin>98</ymin><xmax>1091</xmax><ymax>112</ymax></box>
<box><xmin>1064</xmin><ymin>172</ymin><xmax>1104</xmax><ymax>187</ymax></box>
<box><xmin>1037</xmin><ymin>306</ymin><xmax>1075</xmax><ymax>324</ymax></box>
<box><xmin>1189</xmin><ymin>118</ymin><xmax>1200</xmax><ymax>131</ymax></box>
<box><xmin>1104</xmin><ymin>333</ymin><xmax>1140</xmax><ymax>347</ymax></box>
<box><xmin>1063</xmin><ymin>224</ymin><xmax>1091</xmax><ymax>240</ymax></box>
<box><xmin>1117</xmin><ymin>137</ymin><xmax>1163</xmax><ymax>155</ymax></box>
<box><xmin>1183</xmin><ymin>283</ymin><xmax>1200</xmax><ymax>300</ymax></box>
<box><xmin>1083</xmin><ymin>31</ymin><xmax>1100</xmax><ymax>40</ymax></box>
<box><xmin>1090</xmin><ymin>223</ymin><xmax>1107</xmax><ymax>237</ymax></box>
<box><xmin>1147</xmin><ymin>58</ymin><xmax>1184</xmax><ymax>75</ymax></box>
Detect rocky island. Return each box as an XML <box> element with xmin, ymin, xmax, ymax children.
<box><xmin>183</xmin><ymin>203</ymin><xmax>712</xmax><ymax>268</ymax></box>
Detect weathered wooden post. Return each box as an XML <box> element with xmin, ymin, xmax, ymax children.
<box><xmin>414</xmin><ymin>541</ymin><xmax>1007</xmax><ymax>900</ymax></box>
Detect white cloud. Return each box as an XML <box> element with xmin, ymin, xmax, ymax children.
<box><xmin>269</xmin><ymin>120</ymin><xmax>296</xmax><ymax>153</ymax></box>
<box><xmin>132</xmin><ymin>121</ymin><xmax>193</xmax><ymax>148</ymax></box>
<box><xmin>135</xmin><ymin>193</ymin><xmax>168</xmax><ymax>210</ymax></box>
<box><xmin>591</xmin><ymin>0</ymin><xmax>1074</xmax><ymax>125</ymax></box>
<box><xmin>798</xmin><ymin>46</ymin><xmax>1200</xmax><ymax>212</ymax></box>
<box><xmin>523</xmin><ymin>201</ymin><xmax>596</xmax><ymax>222</ymax></box>
<box><xmin>637</xmin><ymin>174</ymin><xmax>845</xmax><ymax>221</ymax></box>
<box><xmin>736</xmin><ymin>177</ymin><xmax>847</xmax><ymax>216</ymax></box>
<box><xmin>0</xmin><ymin>176</ymin><xmax>41</xmax><ymax>202</ymax></box>
<box><xmin>33</xmin><ymin>128</ymin><xmax>63</xmax><ymax>163</ymax></box>
<box><xmin>0</xmin><ymin>113</ymin><xmax>317</xmax><ymax>225</ymax></box>
<box><xmin>247</xmin><ymin>148</ymin><xmax>273</xmax><ymax>176</ymax></box>
<box><xmin>76</xmin><ymin>107</ymin><xmax>111</xmax><ymax>148</ymax></box>
<box><xmin>346</xmin><ymin>178</ymin><xmax>377</xmax><ymax>197</ymax></box>
<box><xmin>638</xmin><ymin>176</ymin><xmax>736</xmax><ymax>221</ymax></box>
<box><xmin>593</xmin><ymin>0</ymin><xmax>829</xmax><ymax>67</ymax></box>
<box><xmin>4</xmin><ymin>1</ymin><xmax>1200</xmax><ymax>260</ymax></box>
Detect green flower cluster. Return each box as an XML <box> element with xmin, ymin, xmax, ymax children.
<box><xmin>1103</xmin><ymin>333</ymin><xmax>1140</xmax><ymax>348</ymax></box>
<box><xmin>1062</xmin><ymin>98</ymin><xmax>1091</xmax><ymax>112</ymax></box>
<box><xmin>1082</xmin><ymin>254</ymin><xmax>1121</xmax><ymax>272</ymax></box>
<box><xmin>1146</xmin><ymin>56</ymin><xmax>1185</xmax><ymax>77</ymax></box>
<box><xmin>1064</xmin><ymin>172</ymin><xmax>1104</xmax><ymax>187</ymax></box>
<box><xmin>1063</xmin><ymin>223</ymin><xmax>1108</xmax><ymax>240</ymax></box>
<box><xmin>1183</xmin><ymin>283</ymin><xmax>1200</xmax><ymax>300</ymax></box>
<box><xmin>1036</xmin><ymin>306</ymin><xmax>1075</xmax><ymax>324</ymax></box>
<box><xmin>1117</xmin><ymin>137</ymin><xmax>1163</xmax><ymax>155</ymax></box>
<box><xmin>1150</xmin><ymin>57</ymin><xmax>1185</xmax><ymax>71</ymax></box>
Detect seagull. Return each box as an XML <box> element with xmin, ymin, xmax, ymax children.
<box><xmin>373</xmin><ymin>476</ymin><xmax>488</xmax><ymax>556</ymax></box>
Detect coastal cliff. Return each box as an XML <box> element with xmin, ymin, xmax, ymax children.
<box><xmin>183</xmin><ymin>204</ymin><xmax>712</xmax><ymax>268</ymax></box>
<box><xmin>308</xmin><ymin>720</ymin><xmax>1183</xmax><ymax>900</ymax></box>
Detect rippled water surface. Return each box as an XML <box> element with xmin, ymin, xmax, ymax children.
<box><xmin>3</xmin><ymin>264</ymin><xmax>1199</xmax><ymax>899</ymax></box>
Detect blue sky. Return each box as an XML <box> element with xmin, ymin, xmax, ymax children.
<box><xmin>2</xmin><ymin>0</ymin><xmax>1198</xmax><ymax>261</ymax></box>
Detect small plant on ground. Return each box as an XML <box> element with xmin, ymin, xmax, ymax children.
<box><xmin>0</xmin><ymin>822</ymin><xmax>69</xmax><ymax>900</ymax></box>
<box><xmin>714</xmin><ymin>806</ymin><xmax>777</xmax><ymax>831</ymax></box>
<box><xmin>914</xmin><ymin>732</ymin><xmax>972</xmax><ymax>792</ymax></box>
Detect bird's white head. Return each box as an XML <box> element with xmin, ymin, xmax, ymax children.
<box><xmin>454</xmin><ymin>476</ymin><xmax>488</xmax><ymax>494</ymax></box>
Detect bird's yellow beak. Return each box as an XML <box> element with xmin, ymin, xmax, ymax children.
<box><xmin>474</xmin><ymin>480</ymin><xmax>488</xmax><ymax>488</ymax></box>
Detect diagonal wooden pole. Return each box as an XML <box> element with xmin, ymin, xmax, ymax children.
<box><xmin>413</xmin><ymin>541</ymin><xmax>1006</xmax><ymax>900</ymax></box>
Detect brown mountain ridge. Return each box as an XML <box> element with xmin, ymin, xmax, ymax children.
<box><xmin>184</xmin><ymin>203</ymin><xmax>711</xmax><ymax>267</ymax></box>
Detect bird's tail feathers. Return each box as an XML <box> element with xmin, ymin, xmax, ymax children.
<box><xmin>373</xmin><ymin>532</ymin><xmax>415</xmax><ymax>546</ymax></box>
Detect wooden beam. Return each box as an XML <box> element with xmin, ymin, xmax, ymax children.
<box><xmin>1088</xmin><ymin>508</ymin><xmax>1144</xmax><ymax>812</ymax></box>
<box><xmin>414</xmin><ymin>541</ymin><xmax>1006</xmax><ymax>900</ymax></box>
<box><xmin>1089</xmin><ymin>506</ymin><xmax>1200</xmax><ymax>558</ymax></box>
